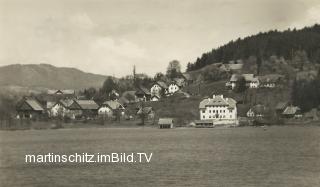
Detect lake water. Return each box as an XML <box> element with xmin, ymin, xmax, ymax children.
<box><xmin>0</xmin><ymin>126</ymin><xmax>319</xmax><ymax>186</ymax></box>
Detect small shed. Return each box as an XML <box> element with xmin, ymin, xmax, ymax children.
<box><xmin>158</xmin><ymin>118</ymin><xmax>174</xmax><ymax>129</ymax></box>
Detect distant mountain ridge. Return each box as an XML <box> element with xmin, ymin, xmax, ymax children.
<box><xmin>0</xmin><ymin>64</ymin><xmax>109</xmax><ymax>90</ymax></box>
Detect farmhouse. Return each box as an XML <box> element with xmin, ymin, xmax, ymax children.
<box><xmin>258</xmin><ymin>74</ymin><xmax>284</xmax><ymax>88</ymax></box>
<box><xmin>16</xmin><ymin>98</ymin><xmax>44</xmax><ymax>119</ymax></box>
<box><xmin>135</xmin><ymin>86</ymin><xmax>151</xmax><ymax>101</ymax></box>
<box><xmin>199</xmin><ymin>95</ymin><xmax>237</xmax><ymax>121</ymax></box>
<box><xmin>282</xmin><ymin>105</ymin><xmax>302</xmax><ymax>118</ymax></box>
<box><xmin>150</xmin><ymin>81</ymin><xmax>168</xmax><ymax>98</ymax></box>
<box><xmin>158</xmin><ymin>118</ymin><xmax>174</xmax><ymax>129</ymax></box>
<box><xmin>75</xmin><ymin>100</ymin><xmax>99</xmax><ymax>118</ymax></box>
<box><xmin>243</xmin><ymin>74</ymin><xmax>259</xmax><ymax>88</ymax></box>
<box><xmin>168</xmin><ymin>82</ymin><xmax>180</xmax><ymax>94</ymax></box>
<box><xmin>98</xmin><ymin>100</ymin><xmax>125</xmax><ymax>117</ymax></box>
<box><xmin>48</xmin><ymin>99</ymin><xmax>82</xmax><ymax>119</ymax></box>
<box><xmin>181</xmin><ymin>73</ymin><xmax>193</xmax><ymax>84</ymax></box>
<box><xmin>226</xmin><ymin>74</ymin><xmax>259</xmax><ymax>89</ymax></box>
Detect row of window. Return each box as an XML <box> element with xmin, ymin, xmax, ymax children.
<box><xmin>202</xmin><ymin>115</ymin><xmax>233</xmax><ymax>119</ymax></box>
<box><xmin>202</xmin><ymin>109</ymin><xmax>233</xmax><ymax>113</ymax></box>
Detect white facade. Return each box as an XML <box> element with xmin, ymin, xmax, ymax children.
<box><xmin>168</xmin><ymin>83</ymin><xmax>179</xmax><ymax>94</ymax></box>
<box><xmin>50</xmin><ymin>103</ymin><xmax>68</xmax><ymax>117</ymax></box>
<box><xmin>151</xmin><ymin>95</ymin><xmax>160</xmax><ymax>101</ymax></box>
<box><xmin>199</xmin><ymin>95</ymin><xmax>237</xmax><ymax>121</ymax></box>
<box><xmin>248</xmin><ymin>80</ymin><xmax>259</xmax><ymax>88</ymax></box>
<box><xmin>98</xmin><ymin>106</ymin><xmax>112</xmax><ymax>116</ymax></box>
<box><xmin>151</xmin><ymin>84</ymin><xmax>162</xmax><ymax>96</ymax></box>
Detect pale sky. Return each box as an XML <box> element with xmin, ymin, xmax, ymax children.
<box><xmin>0</xmin><ymin>0</ymin><xmax>320</xmax><ymax>77</ymax></box>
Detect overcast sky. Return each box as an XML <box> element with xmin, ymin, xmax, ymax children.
<box><xmin>0</xmin><ymin>0</ymin><xmax>320</xmax><ymax>77</ymax></box>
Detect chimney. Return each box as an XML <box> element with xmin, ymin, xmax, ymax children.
<box><xmin>212</xmin><ymin>95</ymin><xmax>216</xmax><ymax>99</ymax></box>
<box><xmin>220</xmin><ymin>95</ymin><xmax>223</xmax><ymax>98</ymax></box>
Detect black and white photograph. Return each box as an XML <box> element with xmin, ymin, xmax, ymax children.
<box><xmin>0</xmin><ymin>0</ymin><xmax>320</xmax><ymax>186</ymax></box>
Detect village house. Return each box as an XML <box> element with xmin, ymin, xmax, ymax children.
<box><xmin>135</xmin><ymin>86</ymin><xmax>151</xmax><ymax>101</ymax></box>
<box><xmin>181</xmin><ymin>73</ymin><xmax>193</xmax><ymax>85</ymax></box>
<box><xmin>150</xmin><ymin>81</ymin><xmax>168</xmax><ymax>97</ymax></box>
<box><xmin>199</xmin><ymin>95</ymin><xmax>237</xmax><ymax>121</ymax></box>
<box><xmin>158</xmin><ymin>118</ymin><xmax>174</xmax><ymax>129</ymax></box>
<box><xmin>258</xmin><ymin>74</ymin><xmax>284</xmax><ymax>88</ymax></box>
<box><xmin>75</xmin><ymin>100</ymin><xmax>99</xmax><ymax>118</ymax></box>
<box><xmin>282</xmin><ymin>105</ymin><xmax>302</xmax><ymax>118</ymax></box>
<box><xmin>98</xmin><ymin>100</ymin><xmax>125</xmax><ymax>117</ymax></box>
<box><xmin>243</xmin><ymin>74</ymin><xmax>259</xmax><ymax>88</ymax></box>
<box><xmin>16</xmin><ymin>98</ymin><xmax>44</xmax><ymax>119</ymax></box>
<box><xmin>168</xmin><ymin>82</ymin><xmax>180</xmax><ymax>95</ymax></box>
<box><xmin>48</xmin><ymin>99</ymin><xmax>82</xmax><ymax>119</ymax></box>
<box><xmin>247</xmin><ymin>104</ymin><xmax>268</xmax><ymax>118</ymax></box>
<box><xmin>226</xmin><ymin>74</ymin><xmax>259</xmax><ymax>89</ymax></box>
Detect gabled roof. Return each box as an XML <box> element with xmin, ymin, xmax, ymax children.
<box><xmin>158</xmin><ymin>118</ymin><xmax>173</xmax><ymax>124</ymax></box>
<box><xmin>151</xmin><ymin>94</ymin><xmax>160</xmax><ymax>99</ymax></box>
<box><xmin>173</xmin><ymin>78</ymin><xmax>185</xmax><ymax>87</ymax></box>
<box><xmin>199</xmin><ymin>95</ymin><xmax>236</xmax><ymax>109</ymax></box>
<box><xmin>155</xmin><ymin>81</ymin><xmax>168</xmax><ymax>89</ymax></box>
<box><xmin>102</xmin><ymin>100</ymin><xmax>124</xmax><ymax>110</ymax></box>
<box><xmin>76</xmin><ymin>100</ymin><xmax>99</xmax><ymax>110</ymax></box>
<box><xmin>182</xmin><ymin>73</ymin><xmax>192</xmax><ymax>81</ymax></box>
<box><xmin>282</xmin><ymin>106</ymin><xmax>301</xmax><ymax>115</ymax></box>
<box><xmin>21</xmin><ymin>99</ymin><xmax>44</xmax><ymax>111</ymax></box>
<box><xmin>138</xmin><ymin>86</ymin><xmax>151</xmax><ymax>95</ymax></box>
<box><xmin>59</xmin><ymin>99</ymin><xmax>75</xmax><ymax>108</ymax></box>
<box><xmin>230</xmin><ymin>74</ymin><xmax>242</xmax><ymax>82</ymax></box>
<box><xmin>47</xmin><ymin>89</ymin><xmax>75</xmax><ymax>95</ymax></box>
<box><xmin>276</xmin><ymin>101</ymin><xmax>289</xmax><ymax>110</ymax></box>
<box><xmin>119</xmin><ymin>97</ymin><xmax>130</xmax><ymax>105</ymax></box>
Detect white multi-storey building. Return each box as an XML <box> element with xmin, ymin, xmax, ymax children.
<box><xmin>199</xmin><ymin>95</ymin><xmax>237</xmax><ymax>121</ymax></box>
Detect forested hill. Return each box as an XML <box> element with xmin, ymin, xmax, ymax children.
<box><xmin>187</xmin><ymin>24</ymin><xmax>320</xmax><ymax>71</ymax></box>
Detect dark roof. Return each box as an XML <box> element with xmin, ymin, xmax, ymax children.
<box><xmin>156</xmin><ymin>81</ymin><xmax>168</xmax><ymax>89</ymax></box>
<box><xmin>137</xmin><ymin>86</ymin><xmax>151</xmax><ymax>95</ymax></box>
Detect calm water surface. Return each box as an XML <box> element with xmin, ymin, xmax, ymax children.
<box><xmin>0</xmin><ymin>126</ymin><xmax>320</xmax><ymax>187</ymax></box>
